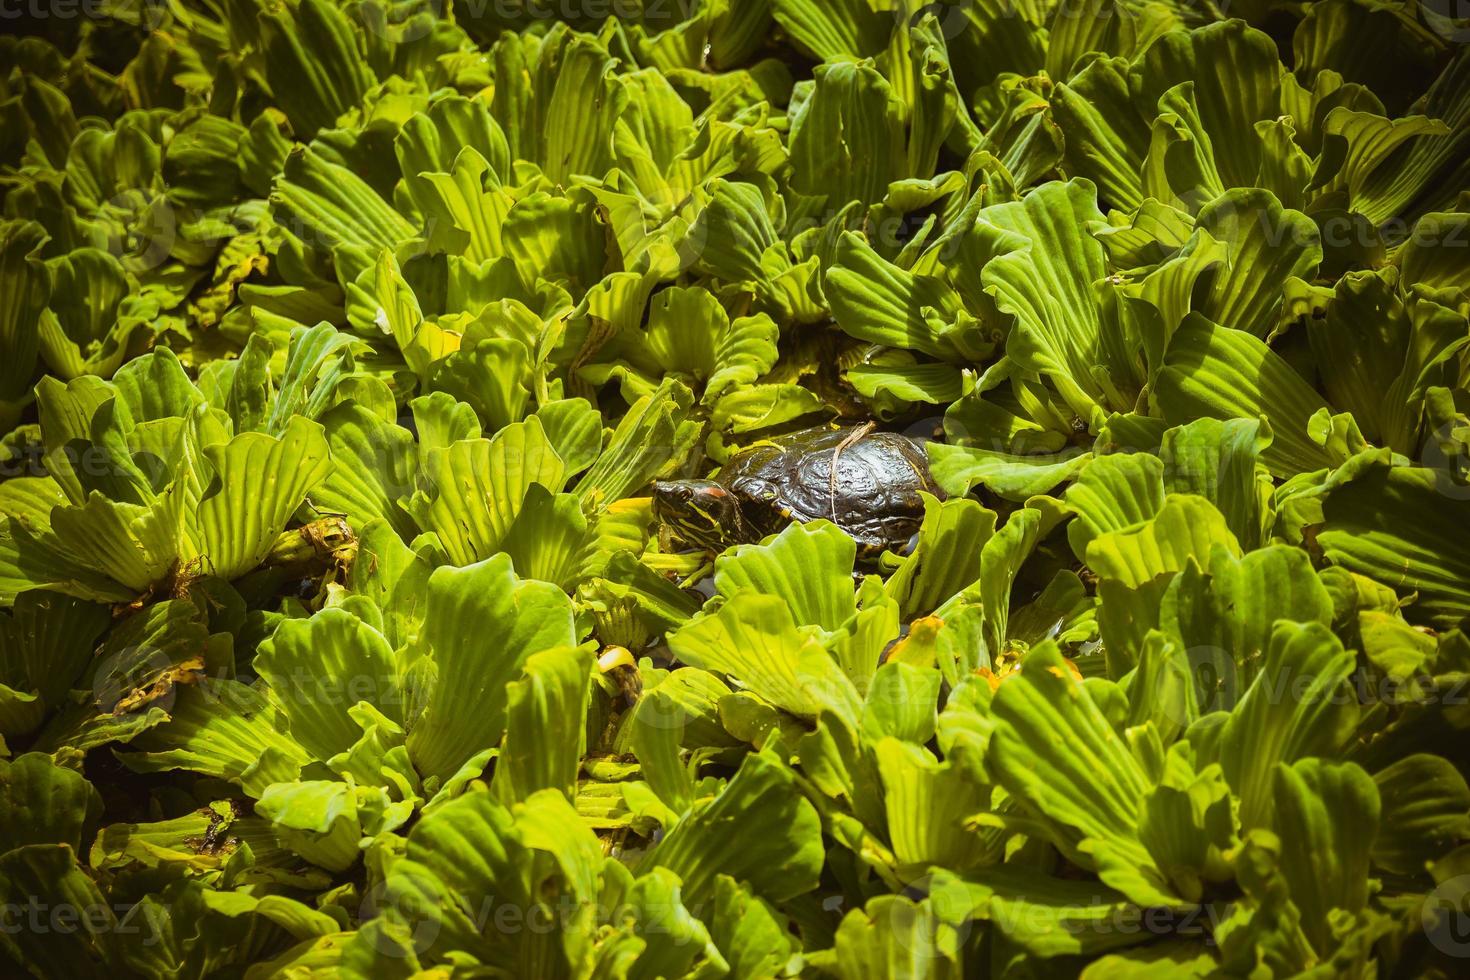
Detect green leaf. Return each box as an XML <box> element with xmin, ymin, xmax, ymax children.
<box><xmin>532</xmin><ymin>398</ymin><xmax>602</xmax><ymax>478</ymax></box>
<box><xmin>1191</xmin><ymin>189</ymin><xmax>1321</xmax><ymax>339</ymax></box>
<box><xmin>406</xmin><ymin>147</ymin><xmax>513</xmax><ymax>263</ymax></box>
<box><xmin>875</xmin><ymin>738</ymin><xmax>999</xmax><ymax>875</ymax></box>
<box><xmin>254</xmin><ymin>608</ymin><xmax>402</xmax><ymax>773</ymax></box>
<box><xmin>254</xmin><ymin>780</ymin><xmax>379</xmax><ymax>872</ymax></box>
<box><xmin>0</xmin><ymin>753</ymin><xmax>102</xmax><ymax>853</ymax></box>
<box><xmin>1211</xmin><ymin>621</ymin><xmax>1358</xmax><ymax>831</ymax></box>
<box><xmin>404</xmin><ymin>416</ymin><xmax>566</xmax><ymax>566</ymax></box>
<box><xmin>668</xmin><ymin>593</ymin><xmax>860</xmax><ymax>725</ymax></box>
<box><xmin>928</xmin><ymin>443</ymin><xmax>1091</xmax><ymax>502</ymax></box>
<box><xmin>121</xmin><ymin>680</ymin><xmax>311</xmax><ymax>797</ymax></box>
<box><xmin>406</xmin><ymin>554</ymin><xmax>576</xmax><ymax>784</ymax></box>
<box><xmin>885</xmin><ymin>494</ymin><xmax>996</xmax><ymax>620</ymax></box>
<box><xmin>259</xmin><ymin>0</ymin><xmax>374</xmax><ymax>137</ymax></box>
<box><xmin>0</xmin><ymin>845</ymin><xmax>115</xmax><ymax>976</ymax></box>
<box><xmin>688</xmin><ymin>178</ymin><xmax>778</xmax><ymax>284</ymax></box>
<box><xmin>498</xmin><ymin>486</ymin><xmax>589</xmax><ymax>590</ymax></box>
<box><xmin>1154</xmin><ymin>314</ymin><xmax>1333</xmax><ymax>477</ymax></box>
<box><xmin>494</xmin><ymin>646</ymin><xmax>592</xmax><ymax>804</ymax></box>
<box><xmin>1318</xmin><ymin>460</ymin><xmax>1470</xmax><ymax>629</ymax></box>
<box><xmin>383</xmin><ymin>788</ymin><xmax>604</xmax><ymax>973</ymax></box>
<box><xmin>1371</xmin><ymin>753</ymin><xmax>1470</xmax><ymax>875</ymax></box>
<box><xmin>347</xmin><ymin>248</ymin><xmax>422</xmax><ymax>350</ymax></box>
<box><xmin>0</xmin><ymin>220</ymin><xmax>49</xmax><ymax>420</ymax></box>
<box><xmin>192</xmin><ymin>415</ymin><xmax>333</xmax><ymax>581</ymax></box>
<box><xmin>396</xmin><ymin>97</ymin><xmax>511</xmax><ymax>203</ymax></box>
<box><xmin>990</xmin><ymin>642</ymin><xmax>1184</xmax><ymax>907</ymax></box>
<box><xmin>642</xmin><ymin>751</ymin><xmax>823</xmax><ymax>908</ymax></box>
<box><xmin>972</xmin><ymin>179</ymin><xmax>1141</xmax><ymax>419</ymax></box>
<box><xmin>1063</xmin><ymin>452</ymin><xmax>1165</xmax><ymax>561</ymax></box>
<box><xmin>826</xmin><ymin>894</ymin><xmax>963</xmax><ymax>979</ymax></box>
<box><xmin>827</xmin><ymin>231</ymin><xmax>987</xmax><ymax>363</ymax></box>
<box><xmin>1158</xmin><ymin>417</ymin><xmax>1272</xmax><ymax>549</ymax></box>
<box><xmin>1307</xmin><ymin>269</ymin><xmax>1467</xmax><ymax>455</ymax></box>
<box><xmin>36</xmin><ymin>248</ymin><xmax>150</xmax><ymax>381</ymax></box>
<box><xmin>716</xmin><ymin>521</ymin><xmax>857</xmax><ymax>633</ymax></box>
<box><xmin>502</xmin><ymin>192</ymin><xmax>610</xmax><ymax>295</ymax></box>
<box><xmin>429</xmin><ymin>338</ymin><xmax>533</xmax><ymax>432</ymax></box>
<box><xmin>348</xmin><ymin>520</ymin><xmax>435</xmax><ymax>651</ymax></box>
<box><xmin>271</xmin><ymin>147</ymin><xmax>415</xmax><ymax>280</ymax></box>
<box><xmin>577</xmin><ymin>378</ymin><xmax>700</xmax><ymax>509</ymax></box>
<box><xmin>316</xmin><ymin>403</ymin><xmax>418</xmax><ymax>539</ymax></box>
<box><xmin>1160</xmin><ymin>543</ymin><xmax>1334</xmax><ymax>711</ymax></box>
<box><xmin>0</xmin><ymin>591</ymin><xmax>112</xmax><ymax>735</ymax></box>
<box><xmin>1270</xmin><ymin>759</ymin><xmax>1379</xmax><ymax>956</ymax></box>
<box><xmin>708</xmin><ymin>875</ymin><xmax>798</xmax><ymax>980</ymax></box>
<box><xmin>770</xmin><ymin>0</ymin><xmax>891</xmax><ymax>61</ymax></box>
<box><xmin>926</xmin><ymin>866</ymin><xmax>1150</xmax><ymax>960</ymax></box>
<box><xmin>48</xmin><ymin>490</ymin><xmax>187</xmax><ymax>594</ymax></box>
<box><xmin>112</xmin><ymin>347</ymin><xmax>207</xmax><ymax>423</ymax></box>
<box><xmin>788</xmin><ymin>61</ymin><xmax>907</xmax><ymax>208</ymax></box>
<box><xmin>1086</xmin><ymin>494</ymin><xmax>1241</xmax><ymax>591</ymax></box>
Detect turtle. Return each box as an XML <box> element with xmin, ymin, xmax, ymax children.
<box><xmin>652</xmin><ymin>425</ymin><xmax>944</xmax><ymax>557</ymax></box>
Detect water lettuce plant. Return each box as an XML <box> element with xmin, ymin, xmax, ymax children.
<box><xmin>2</xmin><ymin>0</ymin><xmax>1470</xmax><ymax>977</ymax></box>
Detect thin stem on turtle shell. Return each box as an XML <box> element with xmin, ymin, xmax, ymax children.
<box><xmin>827</xmin><ymin>421</ymin><xmax>877</xmax><ymax>528</ymax></box>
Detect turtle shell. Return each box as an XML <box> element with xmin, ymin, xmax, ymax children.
<box><xmin>720</xmin><ymin>426</ymin><xmax>943</xmax><ymax>554</ymax></box>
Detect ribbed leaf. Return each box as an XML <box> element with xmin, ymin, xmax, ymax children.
<box><xmin>972</xmin><ymin>179</ymin><xmax>1140</xmax><ymax>418</ymax></box>
<box><xmin>1086</xmin><ymin>494</ymin><xmax>1240</xmax><ymax>590</ymax></box>
<box><xmin>192</xmin><ymin>416</ymin><xmax>333</xmax><ymax>581</ymax></box>
<box><xmin>1318</xmin><ymin>460</ymin><xmax>1470</xmax><ymax>629</ymax></box>
<box><xmin>493</xmin><ymin>646</ymin><xmax>591</xmax><ymax>804</ymax></box>
<box><xmin>643</xmin><ymin>752</ymin><xmax>823</xmax><ymax>908</ymax></box>
<box><xmin>1158</xmin><ymin>417</ymin><xmax>1271</xmax><ymax>550</ymax></box>
<box><xmin>259</xmin><ymin>0</ymin><xmax>374</xmax><ymax>137</ymax></box>
<box><xmin>316</xmin><ymin>403</ymin><xmax>418</xmax><ymax>539</ymax></box>
<box><xmin>255</xmin><ymin>608</ymin><xmax>403</xmax><ymax>769</ymax></box>
<box><xmin>1193</xmin><ymin>189</ymin><xmax>1321</xmax><ymax>338</ymax></box>
<box><xmin>1211</xmin><ymin>621</ymin><xmax>1358</xmax><ymax>830</ymax></box>
<box><xmin>121</xmin><ymin>680</ymin><xmax>312</xmax><ymax>797</ymax></box>
<box><xmin>668</xmin><ymin>593</ymin><xmax>860</xmax><ymax>724</ymax></box>
<box><xmin>405</xmin><ymin>554</ymin><xmax>576</xmax><ymax>784</ymax></box>
<box><xmin>1270</xmin><ymin>759</ymin><xmax>1378</xmax><ymax>956</ymax></box>
<box><xmin>0</xmin><ymin>753</ymin><xmax>102</xmax><ymax>853</ymax></box>
<box><xmin>875</xmin><ymin>738</ymin><xmax>999</xmax><ymax>875</ymax></box>
<box><xmin>826</xmin><ymin>230</ymin><xmax>986</xmax><ymax>363</ymax></box>
<box><xmin>1063</xmin><ymin>452</ymin><xmax>1166</xmax><ymax>560</ymax></box>
<box><xmin>1155</xmin><ymin>315</ymin><xmax>1333</xmax><ymax>476</ymax></box>
<box><xmin>885</xmin><ymin>494</ymin><xmax>996</xmax><ymax>619</ymax></box>
<box><xmin>405</xmin><ymin>416</ymin><xmax>566</xmax><ymax>565</ymax></box>
<box><xmin>989</xmin><ymin>642</ymin><xmax>1183</xmax><ymax>907</ymax></box>
<box><xmin>715</xmin><ymin>521</ymin><xmax>856</xmax><ymax>633</ymax></box>
<box><xmin>0</xmin><ymin>220</ymin><xmax>49</xmax><ymax>418</ymax></box>
<box><xmin>1372</xmin><ymin>753</ymin><xmax>1470</xmax><ymax>876</ymax></box>
<box><xmin>1159</xmin><ymin>544</ymin><xmax>1333</xmax><ymax>711</ymax></box>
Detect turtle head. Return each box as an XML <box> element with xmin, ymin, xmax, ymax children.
<box><xmin>652</xmin><ymin>479</ymin><xmax>744</xmax><ymax>552</ymax></box>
